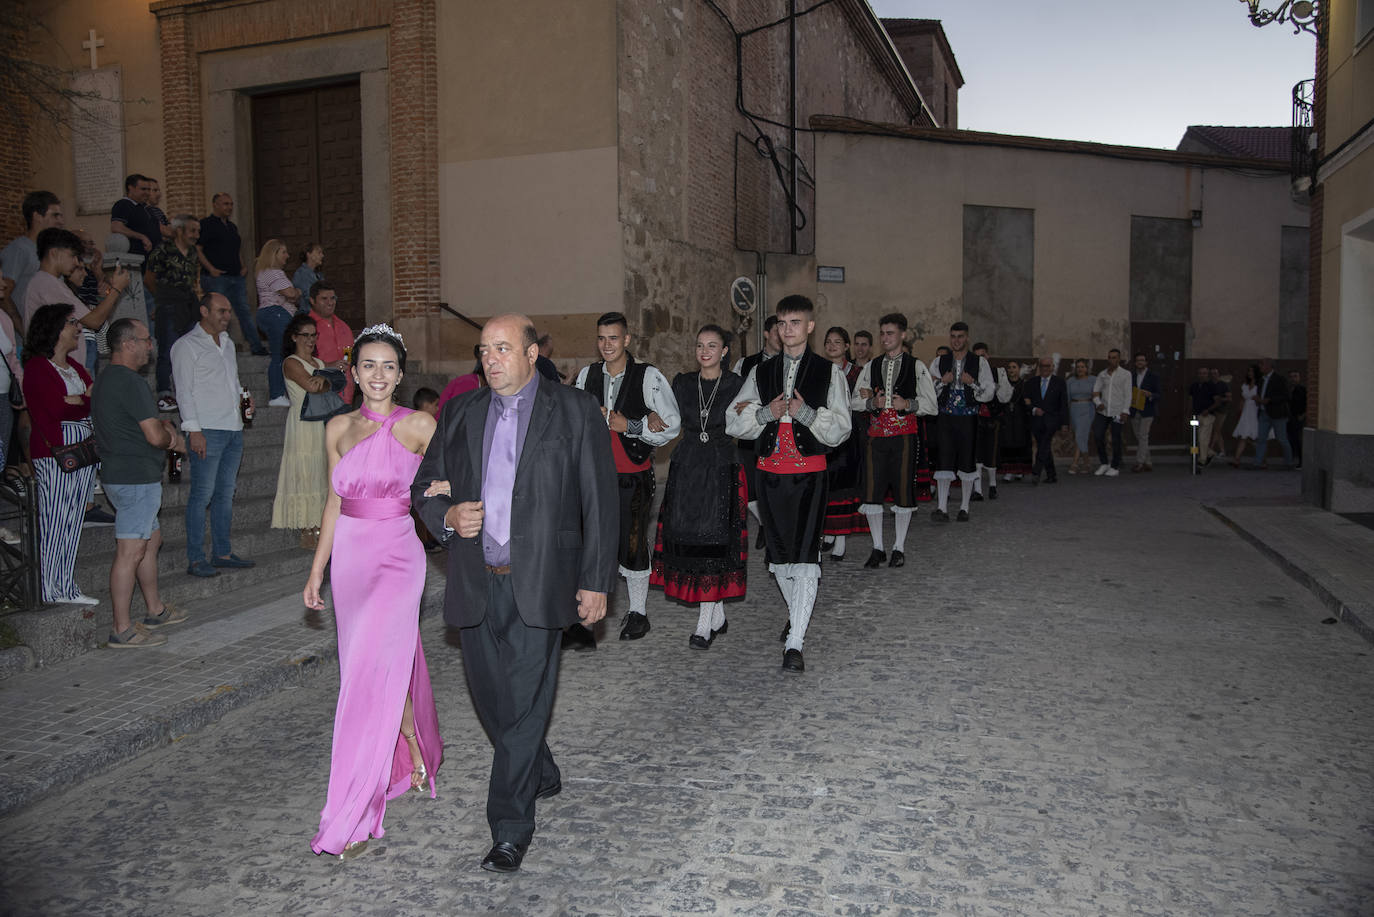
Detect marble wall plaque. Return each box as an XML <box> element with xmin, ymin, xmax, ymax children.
<box><xmin>69</xmin><ymin>67</ymin><xmax>125</xmax><ymax>216</ymax></box>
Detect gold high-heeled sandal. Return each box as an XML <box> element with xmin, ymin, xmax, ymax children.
<box><xmin>402</xmin><ymin>729</ymin><xmax>427</xmax><ymax>792</ymax></box>
<box><xmin>338</xmin><ymin>839</ymin><xmax>368</xmax><ymax>861</ymax></box>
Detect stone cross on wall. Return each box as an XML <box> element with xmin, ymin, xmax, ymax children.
<box><xmin>82</xmin><ymin>29</ymin><xmax>104</xmax><ymax>70</ymax></box>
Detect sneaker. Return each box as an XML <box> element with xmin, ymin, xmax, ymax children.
<box><xmin>268</xmin><ymin>396</ymin><xmax>291</xmax><ymax>408</ymax></box>
<box><xmin>83</xmin><ymin>506</ymin><xmax>116</xmax><ymax>527</ymax></box>
<box><xmin>157</xmin><ymin>396</ymin><xmax>179</xmax><ymax>412</ymax></box>
<box><xmin>107</xmin><ymin>624</ymin><xmax>167</xmax><ymax>649</ymax></box>
<box><xmin>143</xmin><ymin>604</ymin><xmax>189</xmax><ymax>628</ymax></box>
<box><xmin>1104</xmin><ymin>467</ymin><xmax>1120</xmax><ymax>477</ymax></box>
<box><xmin>1094</xmin><ymin>464</ymin><xmax>1109</xmax><ymax>476</ymax></box>
<box><xmin>63</xmin><ymin>592</ymin><xmax>100</xmax><ymax>606</ymax></box>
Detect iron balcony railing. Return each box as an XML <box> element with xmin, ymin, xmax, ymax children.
<box><xmin>1292</xmin><ymin>78</ymin><xmax>1316</xmax><ymax>189</ymax></box>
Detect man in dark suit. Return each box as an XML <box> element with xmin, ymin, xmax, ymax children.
<box><xmin>1252</xmin><ymin>357</ymin><xmax>1293</xmax><ymax>469</ymax></box>
<box><xmin>1128</xmin><ymin>352</ymin><xmax>1162</xmax><ymax>472</ymax></box>
<box><xmin>412</xmin><ymin>313</ymin><xmax>618</xmax><ymax>873</ymax></box>
<box><xmin>1024</xmin><ymin>356</ymin><xmax>1069</xmax><ymax>484</ymax></box>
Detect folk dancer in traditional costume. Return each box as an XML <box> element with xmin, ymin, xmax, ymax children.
<box><xmin>726</xmin><ymin>296</ymin><xmax>851</xmax><ymax>674</ymax></box>
<box><xmin>850</xmin><ymin>313</ymin><xmax>936</xmax><ymax>568</ymax></box>
<box><xmin>970</xmin><ymin>342</ymin><xmax>1013</xmax><ymax>502</ymax></box>
<box><xmin>928</xmin><ymin>322</ymin><xmax>995</xmax><ymax>522</ymax></box>
<box><xmin>572</xmin><ymin>312</ymin><xmax>680</xmax><ymax>645</ymax></box>
<box><xmin>732</xmin><ymin>314</ymin><xmax>780</xmax><ymax>549</ymax></box>
<box><xmin>819</xmin><ymin>327</ymin><xmax>864</xmax><ymax>561</ymax></box>
<box><xmin>650</xmin><ymin>325</ymin><xmax>747</xmax><ymax>649</ymax></box>
<box><xmin>997</xmin><ymin>361</ymin><xmax>1035</xmax><ymax>481</ymax></box>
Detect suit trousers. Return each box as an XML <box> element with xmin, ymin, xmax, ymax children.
<box><xmin>1252</xmin><ymin>410</ymin><xmax>1294</xmax><ymax>467</ymax></box>
<box><xmin>1030</xmin><ymin>417</ymin><xmax>1058</xmax><ymax>480</ymax></box>
<box><xmin>1130</xmin><ymin>415</ymin><xmax>1153</xmax><ymax>466</ymax></box>
<box><xmin>461</xmin><ymin>571</ymin><xmax>563</xmax><ymax>846</ymax></box>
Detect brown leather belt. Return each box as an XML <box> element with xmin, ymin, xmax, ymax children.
<box><xmin>485</xmin><ymin>564</ymin><xmax>511</xmax><ymax>575</ymax></box>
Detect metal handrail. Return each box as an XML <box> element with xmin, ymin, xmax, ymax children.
<box><xmin>0</xmin><ymin>470</ymin><xmax>41</xmax><ymax>614</ymax></box>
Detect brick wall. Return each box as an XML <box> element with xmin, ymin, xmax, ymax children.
<box><xmin>151</xmin><ymin>0</ymin><xmax>437</xmax><ymax>323</ymax></box>
<box><xmin>620</xmin><ymin>0</ymin><xmax>927</xmax><ymax>372</ymax></box>
<box><xmin>0</xmin><ymin>10</ymin><xmax>35</xmax><ymax>239</ymax></box>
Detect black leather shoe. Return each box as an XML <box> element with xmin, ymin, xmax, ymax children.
<box><xmin>988</xmin><ymin>486</ymin><xmax>998</xmax><ymax>500</ymax></box>
<box><xmin>562</xmin><ymin>623</ymin><xmax>596</xmax><ymax>651</ymax></box>
<box><xmin>535</xmin><ymin>780</ymin><xmax>562</xmax><ymax>800</ymax></box>
<box><xmin>480</xmin><ymin>842</ymin><xmax>527</xmax><ymax>873</ymax></box>
<box><xmin>619</xmin><ymin>611</ymin><xmax>650</xmax><ymax>640</ymax></box>
<box><xmin>888</xmin><ymin>550</ymin><xmax>905</xmax><ymax>568</ymax></box>
<box><xmin>712</xmin><ymin>620</ymin><xmax>728</xmax><ymax>638</ymax></box>
<box><xmin>781</xmin><ymin>648</ymin><xmax>804</xmax><ymax>673</ymax></box>
<box><xmin>779</xmin><ymin>621</ymin><xmax>790</xmax><ymax>642</ymax></box>
<box><xmin>829</xmin><ymin>551</ymin><xmax>844</xmax><ymax>562</ymax></box>
<box><xmin>689</xmin><ymin>633</ymin><xmax>712</xmax><ymax>650</ymax></box>
<box><xmin>957</xmin><ymin>510</ymin><xmax>970</xmax><ymax>522</ymax></box>
<box><xmin>931</xmin><ymin>509</ymin><xmax>950</xmax><ymax>523</ymax></box>
<box><xmin>755</xmin><ymin>528</ymin><xmax>766</xmax><ymax>550</ymax></box>
<box><xmin>863</xmin><ymin>549</ymin><xmax>886</xmax><ymax>569</ymax></box>
<box><xmin>970</xmin><ymin>491</ymin><xmax>984</xmax><ymax>502</ymax></box>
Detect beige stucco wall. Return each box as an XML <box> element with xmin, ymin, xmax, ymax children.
<box><xmin>435</xmin><ymin>0</ymin><xmax>621</xmax><ymax>334</ymax></box>
<box><xmin>28</xmin><ymin>0</ymin><xmax>164</xmax><ymax>239</ymax></box>
<box><xmin>813</xmin><ymin>132</ymin><xmax>1308</xmax><ymax>363</ymax></box>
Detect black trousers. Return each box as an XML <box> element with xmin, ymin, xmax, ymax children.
<box><xmin>617</xmin><ymin>469</ymin><xmax>655</xmax><ymax>571</ymax></box>
<box><xmin>1287</xmin><ymin>418</ymin><xmax>1304</xmax><ymax>464</ymax></box>
<box><xmin>1031</xmin><ymin>416</ymin><xmax>1058</xmax><ymax>480</ymax></box>
<box><xmin>461</xmin><ymin>572</ymin><xmax>562</xmax><ymax>846</ymax></box>
<box><xmin>758</xmin><ymin>469</ymin><xmax>827</xmax><ymax>565</ymax></box>
<box><xmin>1092</xmin><ymin>414</ymin><xmax>1124</xmax><ymax>468</ymax></box>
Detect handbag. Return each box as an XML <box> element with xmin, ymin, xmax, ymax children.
<box><xmin>52</xmin><ymin>437</ymin><xmax>100</xmax><ymax>473</ymax></box>
<box><xmin>300</xmin><ymin>368</ymin><xmax>351</xmax><ymax>422</ymax></box>
<box><xmin>1</xmin><ymin>355</ymin><xmax>22</xmax><ymax>410</ymax></box>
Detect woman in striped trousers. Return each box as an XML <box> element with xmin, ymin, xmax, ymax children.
<box><xmin>24</xmin><ymin>304</ymin><xmax>98</xmax><ymax>604</ymax></box>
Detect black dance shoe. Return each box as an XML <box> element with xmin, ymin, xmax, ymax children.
<box><xmin>713</xmin><ymin>619</ymin><xmax>728</xmax><ymax>638</ymax></box>
<box><xmin>957</xmin><ymin>510</ymin><xmax>970</xmax><ymax>522</ymax></box>
<box><xmin>888</xmin><ymin>550</ymin><xmax>905</xmax><ymax>568</ymax></box>
<box><xmin>781</xmin><ymin>649</ymin><xmax>805</xmax><ymax>673</ymax></box>
<box><xmin>970</xmin><ymin>491</ymin><xmax>984</xmax><ymax>502</ymax></box>
<box><xmin>480</xmin><ymin>842</ymin><xmax>527</xmax><ymax>873</ymax></box>
<box><xmin>989</xmin><ymin>486</ymin><xmax>998</xmax><ymax>500</ymax></box>
<box><xmin>619</xmin><ymin>611</ymin><xmax>650</xmax><ymax>640</ymax></box>
<box><xmin>863</xmin><ymin>549</ymin><xmax>886</xmax><ymax>569</ymax></box>
<box><xmin>689</xmin><ymin>632</ymin><xmax>712</xmax><ymax>650</ymax></box>
<box><xmin>931</xmin><ymin>509</ymin><xmax>950</xmax><ymax>523</ymax></box>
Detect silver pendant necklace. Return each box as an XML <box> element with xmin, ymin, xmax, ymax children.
<box><xmin>697</xmin><ymin>372</ymin><xmax>721</xmax><ymax>442</ymax></box>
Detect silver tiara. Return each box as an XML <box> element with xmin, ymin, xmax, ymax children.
<box><xmin>357</xmin><ymin>323</ymin><xmax>404</xmax><ymax>345</ymax></box>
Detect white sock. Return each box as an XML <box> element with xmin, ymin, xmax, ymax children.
<box><xmin>625</xmin><ymin>569</ymin><xmax>650</xmax><ymax>614</ymax></box>
<box><xmin>709</xmin><ymin>601</ymin><xmax>726</xmax><ymax>630</ymax></box>
<box><xmin>773</xmin><ymin>567</ymin><xmax>796</xmax><ymax>607</ymax></box>
<box><xmin>958</xmin><ymin>472</ymin><xmax>978</xmax><ymax>512</ymax></box>
<box><xmin>830</xmin><ymin>534</ymin><xmax>845</xmax><ymax>557</ymax></box>
<box><xmin>861</xmin><ymin>506</ymin><xmax>884</xmax><ymax>551</ymax></box>
<box><xmin>893</xmin><ymin>507</ymin><xmax>913</xmax><ymax>552</ymax></box>
<box><xmin>937</xmin><ymin>479</ymin><xmax>951</xmax><ymax>512</ymax></box>
<box><xmin>695</xmin><ymin>603</ymin><xmax>714</xmax><ymax>638</ymax></box>
<box><xmin>748</xmin><ymin>500</ymin><xmax>761</xmax><ymax>524</ymax></box>
<box><xmin>784</xmin><ymin>567</ymin><xmax>819</xmax><ymax>651</ymax></box>
<box><xmin>986</xmin><ymin>466</ymin><xmax>997</xmax><ymax>489</ymax></box>
<box><xmin>973</xmin><ymin>465</ymin><xmax>984</xmax><ymax>495</ymax></box>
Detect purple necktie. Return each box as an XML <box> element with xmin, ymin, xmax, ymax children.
<box><xmin>483</xmin><ymin>399</ymin><xmax>517</xmax><ymax>545</ymax></box>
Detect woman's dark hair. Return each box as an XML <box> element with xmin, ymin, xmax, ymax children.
<box><xmin>352</xmin><ymin>328</ymin><xmax>407</xmax><ymax>372</ymax></box>
<box><xmin>1245</xmin><ymin>364</ymin><xmax>1259</xmax><ymax>385</ymax></box>
<box><xmin>283</xmin><ymin>313</ymin><xmax>317</xmax><ymax>356</ymax></box>
<box><xmin>299</xmin><ymin>241</ymin><xmax>323</xmax><ymax>265</ymax></box>
<box><xmin>26</xmin><ymin>303</ymin><xmax>75</xmax><ymax>361</ymax></box>
<box><xmin>697</xmin><ymin>323</ymin><xmax>732</xmax><ymax>353</ymax></box>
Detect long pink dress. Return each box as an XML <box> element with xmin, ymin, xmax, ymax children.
<box><xmin>311</xmin><ymin>405</ymin><xmax>443</xmax><ymax>855</ymax></box>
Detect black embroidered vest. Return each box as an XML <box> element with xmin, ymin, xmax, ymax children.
<box><xmin>936</xmin><ymin>352</ymin><xmax>984</xmax><ymax>414</ymax></box>
<box><xmin>755</xmin><ymin>349</ymin><xmax>833</xmax><ymax>458</ymax></box>
<box><xmin>583</xmin><ymin>355</ymin><xmax>654</xmax><ymax>465</ymax></box>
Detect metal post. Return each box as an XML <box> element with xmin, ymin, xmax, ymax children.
<box><xmin>1190</xmin><ymin>416</ymin><xmax>1201</xmax><ymax>475</ymax></box>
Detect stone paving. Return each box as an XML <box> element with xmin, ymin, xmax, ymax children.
<box><xmin>1</xmin><ymin>466</ymin><xmax>1371</xmax><ymax>916</ymax></box>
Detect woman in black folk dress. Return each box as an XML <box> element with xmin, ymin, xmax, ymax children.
<box><xmin>650</xmin><ymin>324</ymin><xmax>748</xmax><ymax>649</ymax></box>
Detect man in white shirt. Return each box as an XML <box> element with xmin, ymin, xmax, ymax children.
<box><xmin>1091</xmin><ymin>348</ymin><xmax>1132</xmax><ymax>476</ymax></box>
<box><xmin>727</xmin><ymin>295</ymin><xmax>852</xmax><ymax>674</ymax></box>
<box><xmin>171</xmin><ymin>293</ymin><xmax>256</xmax><ymax>577</ymax></box>
<box><xmin>572</xmin><ymin>312</ymin><xmax>681</xmax><ymax>645</ymax></box>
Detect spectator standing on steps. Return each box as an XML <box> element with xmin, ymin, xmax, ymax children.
<box><xmin>24</xmin><ymin>228</ymin><xmax>127</xmax><ymax>375</ymax></box>
<box><xmin>145</xmin><ymin>215</ymin><xmax>203</xmax><ymax>412</ymax></box>
<box><xmin>254</xmin><ymin>239</ymin><xmax>300</xmax><ymax>408</ymax></box>
<box><xmin>2</xmin><ymin>190</ymin><xmax>65</xmax><ymax>329</ymax></box>
<box><xmin>308</xmin><ymin>282</ymin><xmax>355</xmax><ymax>406</ymax></box>
<box><xmin>1091</xmin><ymin>348</ymin><xmax>1131</xmax><ymax>477</ymax></box>
<box><xmin>92</xmin><ymin>318</ymin><xmax>189</xmax><ymax>648</ymax></box>
<box><xmin>198</xmin><ymin>193</ymin><xmax>266</xmax><ymax>356</ymax></box>
<box><xmin>172</xmin><ymin>293</ymin><xmax>256</xmax><ymax>577</ymax></box>
<box><xmin>292</xmin><ymin>242</ymin><xmax>324</xmax><ymax>311</ymax></box>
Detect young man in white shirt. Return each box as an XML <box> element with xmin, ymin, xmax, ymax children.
<box><xmin>727</xmin><ymin>295</ymin><xmax>852</xmax><ymax>673</ymax></box>
<box><xmin>572</xmin><ymin>311</ymin><xmax>680</xmax><ymax>644</ymax></box>
<box><xmin>171</xmin><ymin>293</ymin><xmax>256</xmax><ymax>577</ymax></box>
<box><xmin>1091</xmin><ymin>348</ymin><xmax>1132</xmax><ymax>476</ymax></box>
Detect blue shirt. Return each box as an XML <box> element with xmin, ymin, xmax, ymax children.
<box><xmin>480</xmin><ymin>372</ymin><xmax>540</xmax><ymax>567</ymax></box>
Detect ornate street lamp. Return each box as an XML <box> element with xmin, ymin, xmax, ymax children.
<box><xmin>1238</xmin><ymin>0</ymin><xmax>1323</xmax><ymax>40</ymax></box>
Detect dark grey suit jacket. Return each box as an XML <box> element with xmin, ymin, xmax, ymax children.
<box><xmin>411</xmin><ymin>379</ymin><xmax>618</xmax><ymax>629</ymax></box>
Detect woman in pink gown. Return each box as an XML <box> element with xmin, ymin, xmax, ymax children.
<box><xmin>304</xmin><ymin>325</ymin><xmax>443</xmax><ymax>859</ymax></box>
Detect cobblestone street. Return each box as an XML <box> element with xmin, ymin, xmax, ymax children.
<box><xmin>2</xmin><ymin>467</ymin><xmax>1370</xmax><ymax>916</ymax></box>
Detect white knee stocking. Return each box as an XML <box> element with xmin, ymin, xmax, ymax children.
<box><xmin>892</xmin><ymin>506</ymin><xmax>913</xmax><ymax>552</ymax></box>
<box><xmin>860</xmin><ymin>504</ymin><xmax>884</xmax><ymax>551</ymax></box>
<box><xmin>829</xmin><ymin>534</ymin><xmax>845</xmax><ymax>558</ymax></box>
<box><xmin>695</xmin><ymin>603</ymin><xmax>716</xmax><ymax>638</ymax></box>
<box><xmin>936</xmin><ymin>478</ymin><xmax>951</xmax><ymax>512</ymax></box>
<box><xmin>623</xmin><ymin>568</ymin><xmax>650</xmax><ymax>614</ymax></box>
<box><xmin>957</xmin><ymin>471</ymin><xmax>978</xmax><ymax>512</ymax></box>
<box><xmin>785</xmin><ymin>567</ymin><xmax>819</xmax><ymax>652</ymax></box>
